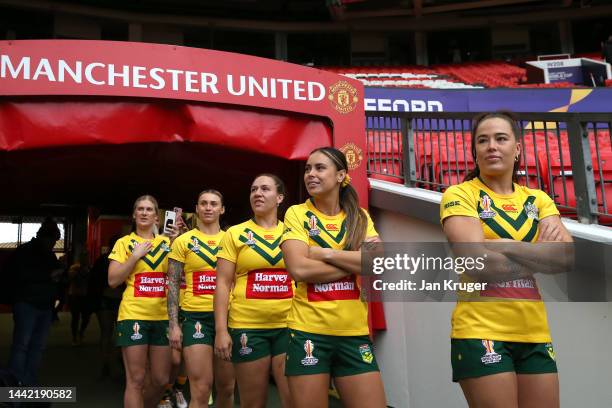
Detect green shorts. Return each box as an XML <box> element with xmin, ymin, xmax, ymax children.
<box><xmin>451</xmin><ymin>339</ymin><xmax>558</xmax><ymax>382</ymax></box>
<box><xmin>285</xmin><ymin>329</ymin><xmax>379</xmax><ymax>377</ymax></box>
<box><xmin>116</xmin><ymin>319</ymin><xmax>169</xmax><ymax>347</ymax></box>
<box><xmin>181</xmin><ymin>310</ymin><xmax>215</xmax><ymax>347</ymax></box>
<box><xmin>229</xmin><ymin>327</ymin><xmax>289</xmax><ymax>363</ymax></box>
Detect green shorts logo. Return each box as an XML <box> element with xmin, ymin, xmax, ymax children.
<box><xmin>239</xmin><ymin>333</ymin><xmax>253</xmax><ymax>356</ymax></box>
<box><xmin>301</xmin><ymin>340</ymin><xmax>319</xmax><ymax>366</ymax></box>
<box><xmin>359</xmin><ymin>344</ymin><xmax>374</xmax><ymax>364</ymax></box>
<box><xmin>545</xmin><ymin>343</ymin><xmax>556</xmax><ymax>361</ymax></box>
<box><xmin>131</xmin><ymin>322</ymin><xmax>143</xmax><ymax>341</ymax></box>
<box><xmin>193</xmin><ymin>321</ymin><xmax>205</xmax><ymax>339</ymax></box>
<box><xmin>480</xmin><ymin>340</ymin><xmax>502</xmax><ymax>364</ymax></box>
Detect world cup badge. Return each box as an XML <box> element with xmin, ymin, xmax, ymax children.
<box><xmin>479</xmin><ymin>195</ymin><xmax>497</xmax><ymax>219</ymax></box>
<box><xmin>190</xmin><ymin>237</ymin><xmax>201</xmax><ymax>253</ymax></box>
<box><xmin>525</xmin><ymin>202</ymin><xmax>539</xmax><ymax>220</ymax></box>
<box><xmin>301</xmin><ymin>340</ymin><xmax>319</xmax><ymax>366</ymax></box>
<box><xmin>480</xmin><ymin>340</ymin><xmax>502</xmax><ymax>364</ymax></box>
<box><xmin>131</xmin><ymin>322</ymin><xmax>143</xmax><ymax>341</ymax></box>
<box><xmin>359</xmin><ymin>344</ymin><xmax>374</xmax><ymax>364</ymax></box>
<box><xmin>193</xmin><ymin>321</ymin><xmax>205</xmax><ymax>339</ymax></box>
<box><xmin>308</xmin><ymin>215</ymin><xmax>320</xmax><ymax>237</ymax></box>
<box><xmin>239</xmin><ymin>333</ymin><xmax>253</xmax><ymax>356</ymax></box>
<box><xmin>245</xmin><ymin>231</ymin><xmax>256</xmax><ymax>247</ymax></box>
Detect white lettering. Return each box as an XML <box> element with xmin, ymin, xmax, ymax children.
<box><xmin>185</xmin><ymin>70</ymin><xmax>198</xmax><ymax>93</ymax></box>
<box><xmin>308</xmin><ymin>82</ymin><xmax>325</xmax><ymax>101</ymax></box>
<box><xmin>249</xmin><ymin>76</ymin><xmax>268</xmax><ymax>97</ymax></box>
<box><xmin>167</xmin><ymin>69</ymin><xmax>184</xmax><ymax>91</ymax></box>
<box><xmin>149</xmin><ymin>68</ymin><xmax>165</xmax><ymax>90</ymax></box>
<box><xmin>58</xmin><ymin>60</ymin><xmax>82</xmax><ymax>83</ymax></box>
<box><xmin>85</xmin><ymin>62</ymin><xmax>105</xmax><ymax>85</ymax></box>
<box><xmin>1</xmin><ymin>55</ymin><xmax>30</xmax><ymax>79</ymax></box>
<box><xmin>132</xmin><ymin>66</ymin><xmax>147</xmax><ymax>89</ymax></box>
<box><xmin>200</xmin><ymin>73</ymin><xmax>218</xmax><ymax>94</ymax></box>
<box><xmin>227</xmin><ymin>74</ymin><xmax>246</xmax><ymax>96</ymax></box>
<box><xmin>293</xmin><ymin>80</ymin><xmax>305</xmax><ymax>100</ymax></box>
<box><xmin>108</xmin><ymin>64</ymin><xmax>130</xmax><ymax>87</ymax></box>
<box><xmin>32</xmin><ymin>58</ymin><xmax>56</xmax><ymax>81</ymax></box>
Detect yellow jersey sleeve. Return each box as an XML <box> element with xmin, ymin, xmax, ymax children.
<box><xmin>440</xmin><ymin>184</ymin><xmax>479</xmax><ymax>223</ymax></box>
<box><xmin>168</xmin><ymin>233</ymin><xmax>188</xmax><ymax>264</ymax></box>
<box><xmin>108</xmin><ymin>236</ymin><xmax>129</xmax><ymax>263</ymax></box>
<box><xmin>217</xmin><ymin>228</ymin><xmax>238</xmax><ymax>263</ymax></box>
<box><xmin>281</xmin><ymin>206</ymin><xmax>309</xmax><ymax>244</ymax></box>
<box><xmin>534</xmin><ymin>189</ymin><xmax>560</xmax><ymax>220</ymax></box>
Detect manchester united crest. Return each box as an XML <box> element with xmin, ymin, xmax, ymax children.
<box><xmin>328</xmin><ymin>81</ymin><xmax>358</xmax><ymax>114</ymax></box>
<box><xmin>339</xmin><ymin>142</ymin><xmax>363</xmax><ymax>170</ymax></box>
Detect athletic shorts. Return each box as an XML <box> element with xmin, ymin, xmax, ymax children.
<box><xmin>181</xmin><ymin>310</ymin><xmax>215</xmax><ymax>347</ymax></box>
<box><xmin>451</xmin><ymin>338</ymin><xmax>558</xmax><ymax>382</ymax></box>
<box><xmin>285</xmin><ymin>329</ymin><xmax>379</xmax><ymax>377</ymax></box>
<box><xmin>116</xmin><ymin>319</ymin><xmax>169</xmax><ymax>347</ymax></box>
<box><xmin>229</xmin><ymin>327</ymin><xmax>289</xmax><ymax>363</ymax></box>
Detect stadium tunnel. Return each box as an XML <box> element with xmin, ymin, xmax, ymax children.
<box><xmin>0</xmin><ymin>96</ymin><xmax>334</xmax><ymax>259</ymax></box>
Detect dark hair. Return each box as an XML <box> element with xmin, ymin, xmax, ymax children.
<box><xmin>309</xmin><ymin>147</ymin><xmax>367</xmax><ymax>251</ymax></box>
<box><xmin>464</xmin><ymin>111</ymin><xmax>522</xmax><ymax>183</ymax></box>
<box><xmin>198</xmin><ymin>189</ymin><xmax>224</xmax><ymax>206</ymax></box>
<box><xmin>131</xmin><ymin>195</ymin><xmax>159</xmax><ymax>232</ymax></box>
<box><xmin>253</xmin><ymin>173</ymin><xmax>286</xmax><ymax>196</ymax></box>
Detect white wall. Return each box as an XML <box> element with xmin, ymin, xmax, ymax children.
<box><xmin>371</xmin><ymin>207</ymin><xmax>612</xmax><ymax>408</ymax></box>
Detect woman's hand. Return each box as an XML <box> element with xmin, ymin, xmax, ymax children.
<box><xmin>164</xmin><ymin>224</ymin><xmax>181</xmax><ymax>244</ymax></box>
<box><xmin>215</xmin><ymin>330</ymin><xmax>233</xmax><ymax>361</ymax></box>
<box><xmin>132</xmin><ymin>241</ymin><xmax>152</xmax><ymax>259</ymax></box>
<box><xmin>169</xmin><ymin>323</ymin><xmax>182</xmax><ymax>351</ymax></box>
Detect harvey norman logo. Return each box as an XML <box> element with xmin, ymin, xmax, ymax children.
<box><xmin>364</xmin><ymin>98</ymin><xmax>443</xmax><ymax>112</ymax></box>
<box><xmin>0</xmin><ymin>54</ymin><xmax>327</xmax><ymax>102</ymax></box>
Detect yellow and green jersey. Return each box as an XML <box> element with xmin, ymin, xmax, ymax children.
<box><xmin>440</xmin><ymin>177</ymin><xmax>560</xmax><ymax>343</ymax></box>
<box><xmin>109</xmin><ymin>232</ymin><xmax>171</xmax><ymax>321</ymax></box>
<box><xmin>281</xmin><ymin>199</ymin><xmax>378</xmax><ymax>336</ymax></box>
<box><xmin>169</xmin><ymin>228</ymin><xmax>225</xmax><ymax>312</ymax></box>
<box><xmin>217</xmin><ymin>219</ymin><xmax>292</xmax><ymax>329</ymax></box>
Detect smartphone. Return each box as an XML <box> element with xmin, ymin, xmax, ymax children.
<box><xmin>164</xmin><ymin>210</ymin><xmax>177</xmax><ymax>235</ymax></box>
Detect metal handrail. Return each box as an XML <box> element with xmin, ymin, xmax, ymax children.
<box><xmin>366</xmin><ymin>111</ymin><xmax>612</xmax><ymax>225</ymax></box>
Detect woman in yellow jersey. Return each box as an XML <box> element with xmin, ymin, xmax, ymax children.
<box><xmin>167</xmin><ymin>190</ymin><xmax>235</xmax><ymax>408</ymax></box>
<box><xmin>214</xmin><ymin>174</ymin><xmax>293</xmax><ymax>408</ymax></box>
<box><xmin>440</xmin><ymin>111</ymin><xmax>573</xmax><ymax>408</ymax></box>
<box><xmin>108</xmin><ymin>195</ymin><xmax>176</xmax><ymax>408</ymax></box>
<box><xmin>280</xmin><ymin>147</ymin><xmax>386</xmax><ymax>408</ymax></box>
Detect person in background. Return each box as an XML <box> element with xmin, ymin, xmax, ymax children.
<box><xmin>7</xmin><ymin>217</ymin><xmax>62</xmax><ymax>386</ymax></box>
<box><xmin>68</xmin><ymin>250</ymin><xmax>91</xmax><ymax>346</ymax></box>
<box><xmin>89</xmin><ymin>235</ymin><xmax>123</xmax><ymax>379</ymax></box>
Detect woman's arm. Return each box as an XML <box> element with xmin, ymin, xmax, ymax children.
<box><xmin>486</xmin><ymin>215</ymin><xmax>574</xmax><ymax>273</ymax></box>
<box><xmin>107</xmin><ymin>241</ymin><xmax>151</xmax><ymax>288</ymax></box>
<box><xmin>167</xmin><ymin>259</ymin><xmax>184</xmax><ymax>350</ymax></box>
<box><xmin>310</xmin><ymin>236</ymin><xmax>382</xmax><ymax>275</ymax></box>
<box><xmin>281</xmin><ymin>240</ymin><xmax>352</xmax><ymax>283</ymax></box>
<box><xmin>214</xmin><ymin>258</ymin><xmax>235</xmax><ymax>361</ymax></box>
<box><xmin>443</xmin><ymin>216</ymin><xmax>535</xmax><ymax>282</ymax></box>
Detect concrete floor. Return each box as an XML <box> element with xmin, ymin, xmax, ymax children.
<box><xmin>0</xmin><ymin>312</ymin><xmax>342</xmax><ymax>407</ymax></box>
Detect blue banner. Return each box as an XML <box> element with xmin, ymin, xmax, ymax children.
<box><xmin>364</xmin><ymin>88</ymin><xmax>612</xmax><ymax>113</ymax></box>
